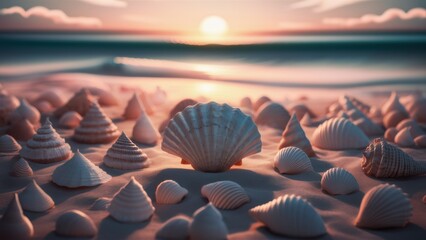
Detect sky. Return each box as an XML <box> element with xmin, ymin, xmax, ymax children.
<box><xmin>0</xmin><ymin>0</ymin><xmax>426</xmax><ymax>35</ymax></box>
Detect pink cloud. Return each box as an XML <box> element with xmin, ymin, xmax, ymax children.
<box><xmin>291</xmin><ymin>0</ymin><xmax>370</xmax><ymax>12</ymax></box>
<box><xmin>78</xmin><ymin>0</ymin><xmax>127</xmax><ymax>8</ymax></box>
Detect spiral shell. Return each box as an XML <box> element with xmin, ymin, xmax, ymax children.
<box><xmin>10</xmin><ymin>158</ymin><xmax>33</xmax><ymax>177</ymax></box>
<box><xmin>9</xmin><ymin>99</ymin><xmax>40</xmax><ymax>126</ymax></box>
<box><xmin>54</xmin><ymin>88</ymin><xmax>95</xmax><ymax>117</ymax></box>
<box><xmin>279</xmin><ymin>114</ymin><xmax>315</xmax><ymax>156</ymax></box>
<box><xmin>122</xmin><ymin>93</ymin><xmax>146</xmax><ymax>120</ymax></box>
<box><xmin>394</xmin><ymin>127</ymin><xmax>415</xmax><ymax>148</ymax></box>
<box><xmin>201</xmin><ymin>181</ymin><xmax>250</xmax><ymax>210</ymax></box>
<box><xmin>90</xmin><ymin>197</ymin><xmax>111</xmax><ymax>211</ymax></box>
<box><xmin>132</xmin><ymin>109</ymin><xmax>159</xmax><ymax>145</ymax></box>
<box><xmin>254</xmin><ymin>102</ymin><xmax>291</xmax><ymax>131</ymax></box>
<box><xmin>155</xmin><ymin>180</ymin><xmax>188</xmax><ymax>204</ymax></box>
<box><xmin>55</xmin><ymin>210</ymin><xmax>97</xmax><ymax>238</ymax></box>
<box><xmin>189</xmin><ymin>203</ymin><xmax>228</xmax><ymax>240</ymax></box>
<box><xmin>0</xmin><ymin>134</ymin><xmax>21</xmax><ymax>156</ymax></box>
<box><xmin>274</xmin><ymin>147</ymin><xmax>313</xmax><ymax>174</ymax></box>
<box><xmin>58</xmin><ymin>111</ymin><xmax>82</xmax><ymax>129</ymax></box>
<box><xmin>19</xmin><ymin>179</ymin><xmax>54</xmax><ymax>212</ymax></box>
<box><xmin>0</xmin><ymin>194</ymin><xmax>34</xmax><ymax>240</ymax></box>
<box><xmin>156</xmin><ymin>215</ymin><xmax>190</xmax><ymax>240</ymax></box>
<box><xmin>321</xmin><ymin>167</ymin><xmax>359</xmax><ymax>195</ymax></box>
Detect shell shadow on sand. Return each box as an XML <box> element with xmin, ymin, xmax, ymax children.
<box><xmin>97</xmin><ymin>216</ymin><xmax>151</xmax><ymax>240</ymax></box>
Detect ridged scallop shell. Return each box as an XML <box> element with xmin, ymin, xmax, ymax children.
<box><xmin>10</xmin><ymin>158</ymin><xmax>33</xmax><ymax>177</ymax></box>
<box><xmin>108</xmin><ymin>176</ymin><xmax>155</xmax><ymax>222</ymax></box>
<box><xmin>35</xmin><ymin>90</ymin><xmax>64</xmax><ymax>108</ymax></box>
<box><xmin>240</xmin><ymin>97</ymin><xmax>253</xmax><ymax>110</ymax></box>
<box><xmin>0</xmin><ymin>194</ymin><xmax>34</xmax><ymax>239</ymax></box>
<box><xmin>155</xmin><ymin>180</ymin><xmax>188</xmax><ymax>204</ymax></box>
<box><xmin>7</xmin><ymin>119</ymin><xmax>36</xmax><ymax>141</ymax></box>
<box><xmin>321</xmin><ymin>167</ymin><xmax>359</xmax><ymax>195</ymax></box>
<box><xmin>189</xmin><ymin>203</ymin><xmax>228</xmax><ymax>240</ymax></box>
<box><xmin>0</xmin><ymin>134</ymin><xmax>21</xmax><ymax>156</ymax></box>
<box><xmin>20</xmin><ymin>118</ymin><xmax>72</xmax><ymax>163</ymax></box>
<box><xmin>59</xmin><ymin>111</ymin><xmax>82</xmax><ymax>129</ymax></box>
<box><xmin>414</xmin><ymin>135</ymin><xmax>426</xmax><ymax>148</ymax></box>
<box><xmin>312</xmin><ymin>118</ymin><xmax>369</xmax><ymax>150</ymax></box>
<box><xmin>249</xmin><ymin>194</ymin><xmax>326</xmax><ymax>238</ymax></box>
<box><xmin>279</xmin><ymin>114</ymin><xmax>315</xmax><ymax>156</ymax></box>
<box><xmin>384</xmin><ymin>127</ymin><xmax>398</xmax><ymax>142</ymax></box>
<box><xmin>156</xmin><ymin>215</ymin><xmax>190</xmax><ymax>240</ymax></box>
<box><xmin>90</xmin><ymin>197</ymin><xmax>111</xmax><ymax>210</ymax></box>
<box><xmin>383</xmin><ymin>110</ymin><xmax>409</xmax><ymax>129</ymax></box>
<box><xmin>394</xmin><ymin>127</ymin><xmax>415</xmax><ymax>148</ymax></box>
<box><xmin>361</xmin><ymin>138</ymin><xmax>426</xmax><ymax>178</ymax></box>
<box><xmin>52</xmin><ymin>150</ymin><xmax>112</xmax><ymax>188</ymax></box>
<box><xmin>9</xmin><ymin>99</ymin><xmax>40</xmax><ymax>126</ymax></box>
<box><xmin>201</xmin><ymin>181</ymin><xmax>249</xmax><ymax>209</ymax></box>
<box><xmin>162</xmin><ymin>102</ymin><xmax>262</xmax><ymax>172</ymax></box>
<box><xmin>54</xmin><ymin>88</ymin><xmax>95</xmax><ymax>117</ymax></box>
<box><xmin>159</xmin><ymin>99</ymin><xmax>198</xmax><ymax>133</ymax></box>
<box><xmin>253</xmin><ymin>96</ymin><xmax>271</xmax><ymax>111</ymax></box>
<box><xmin>355</xmin><ymin>184</ymin><xmax>412</xmax><ymax>229</ymax></box>
<box><xmin>396</xmin><ymin>119</ymin><xmax>424</xmax><ymax>138</ymax></box>
<box><xmin>73</xmin><ymin>102</ymin><xmax>120</xmax><ymax>144</ymax></box>
<box><xmin>382</xmin><ymin>92</ymin><xmax>408</xmax><ymax>115</ymax></box>
<box><xmin>104</xmin><ymin>132</ymin><xmax>150</xmax><ymax>170</ymax></box>
<box><xmin>122</xmin><ymin>93</ymin><xmax>146</xmax><ymax>120</ymax></box>
<box><xmin>254</xmin><ymin>102</ymin><xmax>291</xmax><ymax>131</ymax></box>
<box><xmin>19</xmin><ymin>179</ymin><xmax>54</xmax><ymax>212</ymax></box>
<box><xmin>55</xmin><ymin>210</ymin><xmax>97</xmax><ymax>238</ymax></box>
<box><xmin>132</xmin><ymin>109</ymin><xmax>159</xmax><ymax>145</ymax></box>
<box><xmin>274</xmin><ymin>147</ymin><xmax>313</xmax><ymax>174</ymax></box>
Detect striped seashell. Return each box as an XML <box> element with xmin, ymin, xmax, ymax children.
<box><xmin>162</xmin><ymin>102</ymin><xmax>262</xmax><ymax>172</ymax></box>
<box><xmin>321</xmin><ymin>167</ymin><xmax>359</xmax><ymax>195</ymax></box>
<box><xmin>10</xmin><ymin>158</ymin><xmax>33</xmax><ymax>177</ymax></box>
<box><xmin>55</xmin><ymin>210</ymin><xmax>97</xmax><ymax>238</ymax></box>
<box><xmin>54</xmin><ymin>88</ymin><xmax>95</xmax><ymax>117</ymax></box>
<box><xmin>90</xmin><ymin>197</ymin><xmax>111</xmax><ymax>211</ymax></box>
<box><xmin>155</xmin><ymin>180</ymin><xmax>188</xmax><ymax>204</ymax></box>
<box><xmin>396</xmin><ymin>119</ymin><xmax>424</xmax><ymax>138</ymax></box>
<box><xmin>355</xmin><ymin>184</ymin><xmax>412</xmax><ymax>229</ymax></box>
<box><xmin>122</xmin><ymin>93</ymin><xmax>146</xmax><ymax>120</ymax></box>
<box><xmin>9</xmin><ymin>99</ymin><xmax>40</xmax><ymax>126</ymax></box>
<box><xmin>35</xmin><ymin>90</ymin><xmax>64</xmax><ymax>108</ymax></box>
<box><xmin>0</xmin><ymin>194</ymin><xmax>34</xmax><ymax>239</ymax></box>
<box><xmin>253</xmin><ymin>96</ymin><xmax>271</xmax><ymax>111</ymax></box>
<box><xmin>394</xmin><ymin>127</ymin><xmax>415</xmax><ymax>148</ymax></box>
<box><xmin>384</xmin><ymin>127</ymin><xmax>398</xmax><ymax>142</ymax></box>
<box><xmin>189</xmin><ymin>203</ymin><xmax>228</xmax><ymax>240</ymax></box>
<box><xmin>254</xmin><ymin>102</ymin><xmax>291</xmax><ymax>131</ymax></box>
<box><xmin>249</xmin><ymin>194</ymin><xmax>326</xmax><ymax>238</ymax></box>
<box><xmin>58</xmin><ymin>111</ymin><xmax>82</xmax><ymax>129</ymax></box>
<box><xmin>52</xmin><ymin>150</ymin><xmax>112</xmax><ymax>188</ymax></box>
<box><xmin>132</xmin><ymin>109</ymin><xmax>159</xmax><ymax>145</ymax></box>
<box><xmin>19</xmin><ymin>179</ymin><xmax>54</xmax><ymax>212</ymax></box>
<box><xmin>278</xmin><ymin>114</ymin><xmax>315</xmax><ymax>156</ymax></box>
<box><xmin>274</xmin><ymin>147</ymin><xmax>313</xmax><ymax>174</ymax></box>
<box><xmin>156</xmin><ymin>215</ymin><xmax>190</xmax><ymax>240</ymax></box>
<box><xmin>381</xmin><ymin>92</ymin><xmax>408</xmax><ymax>115</ymax></box>
<box><xmin>0</xmin><ymin>134</ymin><xmax>21</xmax><ymax>156</ymax></box>
<box><xmin>361</xmin><ymin>138</ymin><xmax>426</xmax><ymax>178</ymax></box>
<box><xmin>383</xmin><ymin>110</ymin><xmax>409</xmax><ymax>129</ymax></box>
<box><xmin>414</xmin><ymin>135</ymin><xmax>426</xmax><ymax>148</ymax></box>
<box><xmin>240</xmin><ymin>97</ymin><xmax>253</xmax><ymax>110</ymax></box>
<box><xmin>201</xmin><ymin>181</ymin><xmax>250</xmax><ymax>210</ymax></box>
<box><xmin>7</xmin><ymin>119</ymin><xmax>36</xmax><ymax>141</ymax></box>
<box><xmin>108</xmin><ymin>176</ymin><xmax>155</xmax><ymax>222</ymax></box>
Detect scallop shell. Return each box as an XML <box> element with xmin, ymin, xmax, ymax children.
<box><xmin>132</xmin><ymin>109</ymin><xmax>159</xmax><ymax>145</ymax></box>
<box><xmin>382</xmin><ymin>92</ymin><xmax>408</xmax><ymax>115</ymax></box>
<box><xmin>20</xmin><ymin>118</ymin><xmax>72</xmax><ymax>163</ymax></box>
<box><xmin>156</xmin><ymin>180</ymin><xmax>188</xmax><ymax>204</ymax></box>
<box><xmin>10</xmin><ymin>158</ymin><xmax>33</xmax><ymax>177</ymax></box>
<box><xmin>384</xmin><ymin>127</ymin><xmax>398</xmax><ymax>142</ymax></box>
<box><xmin>240</xmin><ymin>97</ymin><xmax>253</xmax><ymax>110</ymax></box>
<box><xmin>52</xmin><ymin>150</ymin><xmax>112</xmax><ymax>188</ymax></box>
<box><xmin>58</xmin><ymin>111</ymin><xmax>82</xmax><ymax>129</ymax></box>
<box><xmin>19</xmin><ymin>179</ymin><xmax>54</xmax><ymax>212</ymax></box>
<box><xmin>55</xmin><ymin>210</ymin><xmax>97</xmax><ymax>238</ymax></box>
<box><xmin>161</xmin><ymin>102</ymin><xmax>262</xmax><ymax>172</ymax></box>
<box><xmin>396</xmin><ymin>119</ymin><xmax>424</xmax><ymax>138</ymax></box>
<box><xmin>9</xmin><ymin>99</ymin><xmax>40</xmax><ymax>126</ymax></box>
<box><xmin>35</xmin><ymin>90</ymin><xmax>64</xmax><ymax>108</ymax></box>
<box><xmin>168</xmin><ymin>98</ymin><xmax>198</xmax><ymax>118</ymax></box>
<box><xmin>321</xmin><ymin>167</ymin><xmax>359</xmax><ymax>195</ymax></box>
<box><xmin>394</xmin><ymin>127</ymin><xmax>415</xmax><ymax>148</ymax></box>
<box><xmin>355</xmin><ymin>184</ymin><xmax>412</xmax><ymax>229</ymax></box>
<box><xmin>254</xmin><ymin>102</ymin><xmax>291</xmax><ymax>131</ymax></box>
<box><xmin>361</xmin><ymin>138</ymin><xmax>426</xmax><ymax>178</ymax></box>
<box><xmin>278</xmin><ymin>114</ymin><xmax>315</xmax><ymax>156</ymax></box>
<box><xmin>33</xmin><ymin>100</ymin><xmax>53</xmax><ymax>113</ymax></box>
<box><xmin>301</xmin><ymin>113</ymin><xmax>314</xmax><ymax>127</ymax></box>
<box><xmin>108</xmin><ymin>176</ymin><xmax>155</xmax><ymax>222</ymax></box>
<box><xmin>383</xmin><ymin>110</ymin><xmax>409</xmax><ymax>129</ymax></box>
<box><xmin>253</xmin><ymin>96</ymin><xmax>271</xmax><ymax>111</ymax></box>
<box><xmin>312</xmin><ymin>118</ymin><xmax>369</xmax><ymax>150</ymax></box>
<box><xmin>0</xmin><ymin>194</ymin><xmax>34</xmax><ymax>239</ymax></box>
<box><xmin>7</xmin><ymin>119</ymin><xmax>36</xmax><ymax>141</ymax></box>
<box><xmin>90</xmin><ymin>197</ymin><xmax>111</xmax><ymax>211</ymax></box>
<box><xmin>156</xmin><ymin>215</ymin><xmax>190</xmax><ymax>240</ymax></box>
<box><xmin>289</xmin><ymin>104</ymin><xmax>316</xmax><ymax>121</ymax></box>
<box><xmin>189</xmin><ymin>203</ymin><xmax>228</xmax><ymax>240</ymax></box>
<box><xmin>54</xmin><ymin>88</ymin><xmax>95</xmax><ymax>117</ymax></box>
<box><xmin>73</xmin><ymin>102</ymin><xmax>120</xmax><ymax>144</ymax></box>
<box><xmin>274</xmin><ymin>147</ymin><xmax>313</xmax><ymax>174</ymax></box>
<box><xmin>201</xmin><ymin>180</ymin><xmax>249</xmax><ymax>209</ymax></box>
<box><xmin>0</xmin><ymin>134</ymin><xmax>21</xmax><ymax>156</ymax></box>
<box><xmin>249</xmin><ymin>194</ymin><xmax>326</xmax><ymax>237</ymax></box>
<box><xmin>122</xmin><ymin>93</ymin><xmax>146</xmax><ymax>120</ymax></box>
<box><xmin>414</xmin><ymin>135</ymin><xmax>426</xmax><ymax>148</ymax></box>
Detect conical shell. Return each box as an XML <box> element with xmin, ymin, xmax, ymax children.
<box><xmin>274</xmin><ymin>147</ymin><xmax>313</xmax><ymax>174</ymax></box>
<box><xmin>383</xmin><ymin>110</ymin><xmax>409</xmax><ymax>129</ymax></box>
<box><xmin>355</xmin><ymin>184</ymin><xmax>412</xmax><ymax>229</ymax></box>
<box><xmin>394</xmin><ymin>127</ymin><xmax>415</xmax><ymax>148</ymax></box>
<box><xmin>90</xmin><ymin>197</ymin><xmax>111</xmax><ymax>211</ymax></box>
<box><xmin>201</xmin><ymin>180</ymin><xmax>249</xmax><ymax>210</ymax></box>
<box><xmin>156</xmin><ymin>215</ymin><xmax>190</xmax><ymax>240</ymax></box>
<box><xmin>321</xmin><ymin>167</ymin><xmax>359</xmax><ymax>195</ymax></box>
<box><xmin>9</xmin><ymin>99</ymin><xmax>40</xmax><ymax>126</ymax></box>
<box><xmin>54</xmin><ymin>88</ymin><xmax>95</xmax><ymax>117</ymax></box>
<box><xmin>52</xmin><ymin>150</ymin><xmax>112</xmax><ymax>188</ymax></box>
<box><xmin>312</xmin><ymin>118</ymin><xmax>369</xmax><ymax>150</ymax></box>
<box><xmin>20</xmin><ymin>118</ymin><xmax>72</xmax><ymax>163</ymax></box>
<box><xmin>73</xmin><ymin>102</ymin><xmax>120</xmax><ymax>144</ymax></box>
<box><xmin>19</xmin><ymin>179</ymin><xmax>54</xmax><ymax>212</ymax></box>
<box><xmin>10</xmin><ymin>158</ymin><xmax>33</xmax><ymax>177</ymax></box>
<box><xmin>35</xmin><ymin>90</ymin><xmax>64</xmax><ymax>108</ymax></box>
<box><xmin>384</xmin><ymin>127</ymin><xmax>398</xmax><ymax>142</ymax></box>
<box><xmin>254</xmin><ymin>102</ymin><xmax>291</xmax><ymax>131</ymax></box>
<box><xmin>396</xmin><ymin>119</ymin><xmax>424</xmax><ymax>138</ymax></box>
<box><xmin>0</xmin><ymin>134</ymin><xmax>21</xmax><ymax>156</ymax></box>
<box><xmin>162</xmin><ymin>102</ymin><xmax>262</xmax><ymax>172</ymax></box>
<box><xmin>189</xmin><ymin>203</ymin><xmax>228</xmax><ymax>240</ymax></box>
<box><xmin>414</xmin><ymin>135</ymin><xmax>426</xmax><ymax>148</ymax></box>
<box><xmin>132</xmin><ymin>109</ymin><xmax>159</xmax><ymax>145</ymax></box>
<box><xmin>382</xmin><ymin>92</ymin><xmax>408</xmax><ymax>115</ymax></box>
<box><xmin>58</xmin><ymin>111</ymin><xmax>82</xmax><ymax>129</ymax></box>
<box><xmin>156</xmin><ymin>180</ymin><xmax>188</xmax><ymax>204</ymax></box>
<box><xmin>253</xmin><ymin>96</ymin><xmax>271</xmax><ymax>111</ymax></box>
<box><xmin>361</xmin><ymin>138</ymin><xmax>426</xmax><ymax>178</ymax></box>
<box><xmin>104</xmin><ymin>132</ymin><xmax>150</xmax><ymax>170</ymax></box>
<box><xmin>108</xmin><ymin>176</ymin><xmax>155</xmax><ymax>222</ymax></box>
<box><xmin>249</xmin><ymin>194</ymin><xmax>326</xmax><ymax>238</ymax></box>
<box><xmin>240</xmin><ymin>97</ymin><xmax>253</xmax><ymax>110</ymax></box>
<box><xmin>301</xmin><ymin>112</ymin><xmax>314</xmax><ymax>127</ymax></box>
<box><xmin>0</xmin><ymin>194</ymin><xmax>34</xmax><ymax>240</ymax></box>
<box><xmin>7</xmin><ymin>119</ymin><xmax>36</xmax><ymax>141</ymax></box>
<box><xmin>122</xmin><ymin>93</ymin><xmax>146</xmax><ymax>120</ymax></box>
<box><xmin>55</xmin><ymin>210</ymin><xmax>97</xmax><ymax>238</ymax></box>
<box><xmin>278</xmin><ymin>114</ymin><xmax>315</xmax><ymax>156</ymax></box>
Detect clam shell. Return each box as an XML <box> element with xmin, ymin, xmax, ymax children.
<box><xmin>396</xmin><ymin>119</ymin><xmax>424</xmax><ymax>138</ymax></box>
<box><xmin>381</xmin><ymin>92</ymin><xmax>408</xmax><ymax>115</ymax></box>
<box><xmin>9</xmin><ymin>99</ymin><xmax>40</xmax><ymax>126</ymax></box>
<box><xmin>240</xmin><ymin>97</ymin><xmax>253</xmax><ymax>110</ymax></box>
<box><xmin>278</xmin><ymin>114</ymin><xmax>315</xmax><ymax>156</ymax></box>
<box><xmin>201</xmin><ymin>181</ymin><xmax>250</xmax><ymax>209</ymax></box>
<box><xmin>414</xmin><ymin>135</ymin><xmax>426</xmax><ymax>148</ymax></box>
<box><xmin>321</xmin><ymin>167</ymin><xmax>359</xmax><ymax>195</ymax></box>
<box><xmin>19</xmin><ymin>179</ymin><xmax>54</xmax><ymax>212</ymax></box>
<box><xmin>0</xmin><ymin>194</ymin><xmax>34</xmax><ymax>239</ymax></box>
<box><xmin>383</xmin><ymin>110</ymin><xmax>409</xmax><ymax>129</ymax></box>
<box><xmin>0</xmin><ymin>134</ymin><xmax>21</xmax><ymax>156</ymax></box>
<box><xmin>108</xmin><ymin>176</ymin><xmax>155</xmax><ymax>222</ymax></box>
<box><xmin>253</xmin><ymin>96</ymin><xmax>271</xmax><ymax>111</ymax></box>
<box><xmin>161</xmin><ymin>102</ymin><xmax>262</xmax><ymax>172</ymax></box>
<box><xmin>55</xmin><ymin>210</ymin><xmax>97</xmax><ymax>237</ymax></box>
<box><xmin>189</xmin><ymin>203</ymin><xmax>228</xmax><ymax>240</ymax></box>
<box><xmin>7</xmin><ymin>119</ymin><xmax>36</xmax><ymax>141</ymax></box>
<box><xmin>10</xmin><ymin>158</ymin><xmax>33</xmax><ymax>177</ymax></box>
<box><xmin>132</xmin><ymin>109</ymin><xmax>159</xmax><ymax>145</ymax></box>
<box><xmin>90</xmin><ymin>197</ymin><xmax>111</xmax><ymax>211</ymax></box>
<box><xmin>122</xmin><ymin>93</ymin><xmax>146</xmax><ymax>120</ymax></box>
<box><xmin>274</xmin><ymin>147</ymin><xmax>313</xmax><ymax>174</ymax></box>
<box><xmin>394</xmin><ymin>127</ymin><xmax>415</xmax><ymax>148</ymax></box>
<box><xmin>54</xmin><ymin>88</ymin><xmax>95</xmax><ymax>117</ymax></box>
<box><xmin>355</xmin><ymin>184</ymin><xmax>412</xmax><ymax>229</ymax></box>
<box><xmin>156</xmin><ymin>215</ymin><xmax>190</xmax><ymax>240</ymax></box>
<box><xmin>156</xmin><ymin>180</ymin><xmax>188</xmax><ymax>204</ymax></box>
<box><xmin>58</xmin><ymin>111</ymin><xmax>82</xmax><ymax>129</ymax></box>
<box><xmin>35</xmin><ymin>90</ymin><xmax>64</xmax><ymax>108</ymax></box>
<box><xmin>254</xmin><ymin>102</ymin><xmax>291</xmax><ymax>131</ymax></box>
<box><xmin>384</xmin><ymin>127</ymin><xmax>398</xmax><ymax>142</ymax></box>
<box><xmin>249</xmin><ymin>194</ymin><xmax>326</xmax><ymax>237</ymax></box>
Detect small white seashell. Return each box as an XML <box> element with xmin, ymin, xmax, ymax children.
<box><xmin>321</xmin><ymin>167</ymin><xmax>359</xmax><ymax>195</ymax></box>
<box><xmin>7</xmin><ymin>119</ymin><xmax>36</xmax><ymax>142</ymax></box>
<box><xmin>156</xmin><ymin>215</ymin><xmax>190</xmax><ymax>240</ymax></box>
<box><xmin>394</xmin><ymin>127</ymin><xmax>415</xmax><ymax>148</ymax></box>
<box><xmin>355</xmin><ymin>184</ymin><xmax>412</xmax><ymax>229</ymax></box>
<box><xmin>10</xmin><ymin>158</ymin><xmax>33</xmax><ymax>177</ymax></box>
<box><xmin>381</xmin><ymin>92</ymin><xmax>408</xmax><ymax>115</ymax></box>
<box><xmin>189</xmin><ymin>203</ymin><xmax>228</xmax><ymax>240</ymax></box>
<box><xmin>254</xmin><ymin>102</ymin><xmax>291</xmax><ymax>131</ymax></box>
<box><xmin>55</xmin><ymin>210</ymin><xmax>97</xmax><ymax>238</ymax></box>
<box><xmin>396</xmin><ymin>119</ymin><xmax>424</xmax><ymax>138</ymax></box>
<box><xmin>274</xmin><ymin>147</ymin><xmax>313</xmax><ymax>174</ymax></box>
<box><xmin>19</xmin><ymin>179</ymin><xmax>54</xmax><ymax>212</ymax></box>
<box><xmin>108</xmin><ymin>176</ymin><xmax>155</xmax><ymax>222</ymax></box>
<box><xmin>253</xmin><ymin>96</ymin><xmax>271</xmax><ymax>111</ymax></box>
<box><xmin>201</xmin><ymin>180</ymin><xmax>249</xmax><ymax>210</ymax></box>
<box><xmin>249</xmin><ymin>194</ymin><xmax>326</xmax><ymax>237</ymax></box>
<box><xmin>52</xmin><ymin>150</ymin><xmax>112</xmax><ymax>188</ymax></box>
<box><xmin>35</xmin><ymin>90</ymin><xmax>64</xmax><ymax>108</ymax></box>
<box><xmin>122</xmin><ymin>92</ymin><xmax>146</xmax><ymax>120</ymax></box>
<box><xmin>383</xmin><ymin>110</ymin><xmax>409</xmax><ymax>129</ymax></box>
<box><xmin>240</xmin><ymin>97</ymin><xmax>253</xmax><ymax>110</ymax></box>
<box><xmin>0</xmin><ymin>194</ymin><xmax>34</xmax><ymax>239</ymax></box>
<box><xmin>58</xmin><ymin>111</ymin><xmax>82</xmax><ymax>129</ymax></box>
<box><xmin>0</xmin><ymin>134</ymin><xmax>21</xmax><ymax>156</ymax></box>
<box><xmin>384</xmin><ymin>127</ymin><xmax>398</xmax><ymax>142</ymax></box>
<box><xmin>54</xmin><ymin>88</ymin><xmax>95</xmax><ymax>117</ymax></box>
<box><xmin>155</xmin><ymin>180</ymin><xmax>188</xmax><ymax>204</ymax></box>
<box><xmin>414</xmin><ymin>135</ymin><xmax>426</xmax><ymax>148</ymax></box>
<box><xmin>132</xmin><ymin>109</ymin><xmax>159</xmax><ymax>145</ymax></box>
<box><xmin>90</xmin><ymin>197</ymin><xmax>111</xmax><ymax>211</ymax></box>
<box><xmin>278</xmin><ymin>114</ymin><xmax>315</xmax><ymax>156</ymax></box>
<box><xmin>9</xmin><ymin>99</ymin><xmax>40</xmax><ymax>126</ymax></box>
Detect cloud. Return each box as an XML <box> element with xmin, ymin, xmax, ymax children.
<box><xmin>78</xmin><ymin>0</ymin><xmax>127</xmax><ymax>8</ymax></box>
<box><xmin>0</xmin><ymin>6</ymin><xmax>102</xmax><ymax>27</ymax></box>
<box><xmin>291</xmin><ymin>0</ymin><xmax>370</xmax><ymax>12</ymax></box>
<box><xmin>323</xmin><ymin>8</ymin><xmax>426</xmax><ymax>27</ymax></box>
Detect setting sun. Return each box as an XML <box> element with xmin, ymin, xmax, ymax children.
<box><xmin>200</xmin><ymin>16</ymin><xmax>229</xmax><ymax>36</ymax></box>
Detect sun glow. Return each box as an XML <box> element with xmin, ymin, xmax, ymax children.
<box><xmin>200</xmin><ymin>16</ymin><xmax>229</xmax><ymax>36</ymax></box>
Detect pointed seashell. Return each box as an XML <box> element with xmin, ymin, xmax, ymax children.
<box><xmin>55</xmin><ymin>210</ymin><xmax>97</xmax><ymax>238</ymax></box>
<box><xmin>361</xmin><ymin>138</ymin><xmax>426</xmax><ymax>178</ymax></box>
<box><xmin>0</xmin><ymin>134</ymin><xmax>21</xmax><ymax>156</ymax></box>
<box><xmin>122</xmin><ymin>93</ymin><xmax>146</xmax><ymax>120</ymax></box>
<box><xmin>132</xmin><ymin>110</ymin><xmax>159</xmax><ymax>145</ymax></box>
<box><xmin>168</xmin><ymin>98</ymin><xmax>198</xmax><ymax>118</ymax></box>
<box><xmin>382</xmin><ymin>92</ymin><xmax>408</xmax><ymax>115</ymax></box>
<box><xmin>254</xmin><ymin>102</ymin><xmax>291</xmax><ymax>131</ymax></box>
<box><xmin>189</xmin><ymin>203</ymin><xmax>228</xmax><ymax>240</ymax></box>
<box><xmin>0</xmin><ymin>194</ymin><xmax>34</xmax><ymax>239</ymax></box>
<box><xmin>162</xmin><ymin>102</ymin><xmax>262</xmax><ymax>172</ymax></box>
<box><xmin>7</xmin><ymin>119</ymin><xmax>36</xmax><ymax>141</ymax></box>
<box><xmin>253</xmin><ymin>96</ymin><xmax>271</xmax><ymax>111</ymax></box>
<box><xmin>274</xmin><ymin>147</ymin><xmax>313</xmax><ymax>174</ymax></box>
<box><xmin>396</xmin><ymin>119</ymin><xmax>424</xmax><ymax>138</ymax></box>
<box><xmin>368</xmin><ymin>107</ymin><xmax>382</xmax><ymax>119</ymax></box>
<box><xmin>90</xmin><ymin>197</ymin><xmax>111</xmax><ymax>210</ymax></box>
<box><xmin>73</xmin><ymin>102</ymin><xmax>120</xmax><ymax>144</ymax></box>
<box><xmin>35</xmin><ymin>90</ymin><xmax>64</xmax><ymax>108</ymax></box>
<box><xmin>321</xmin><ymin>167</ymin><xmax>359</xmax><ymax>195</ymax></box>
<box><xmin>312</xmin><ymin>118</ymin><xmax>369</xmax><ymax>150</ymax></box>
<box><xmin>355</xmin><ymin>184</ymin><xmax>412</xmax><ymax>229</ymax></box>
<box><xmin>156</xmin><ymin>215</ymin><xmax>190</xmax><ymax>240</ymax></box>
<box><xmin>58</xmin><ymin>111</ymin><xmax>82</xmax><ymax>129</ymax></box>
<box><xmin>156</xmin><ymin>180</ymin><xmax>188</xmax><ymax>204</ymax></box>
<box><xmin>54</xmin><ymin>88</ymin><xmax>95</xmax><ymax>117</ymax></box>
<box><xmin>383</xmin><ymin>110</ymin><xmax>409</xmax><ymax>129</ymax></box>
<box><xmin>249</xmin><ymin>194</ymin><xmax>326</xmax><ymax>237</ymax></box>
<box><xmin>10</xmin><ymin>158</ymin><xmax>33</xmax><ymax>177</ymax></box>
<box><xmin>278</xmin><ymin>114</ymin><xmax>315</xmax><ymax>156</ymax></box>
<box><xmin>300</xmin><ymin>113</ymin><xmax>314</xmax><ymax>126</ymax></box>
<box><xmin>414</xmin><ymin>135</ymin><xmax>426</xmax><ymax>148</ymax></box>
<box><xmin>201</xmin><ymin>181</ymin><xmax>249</xmax><ymax>209</ymax></box>
<box><xmin>394</xmin><ymin>127</ymin><xmax>415</xmax><ymax>148</ymax></box>
<box><xmin>9</xmin><ymin>99</ymin><xmax>40</xmax><ymax>126</ymax></box>
<box><xmin>289</xmin><ymin>104</ymin><xmax>316</xmax><ymax>121</ymax></box>
<box><xmin>20</xmin><ymin>118</ymin><xmax>72</xmax><ymax>163</ymax></box>
<box><xmin>33</xmin><ymin>100</ymin><xmax>53</xmax><ymax>113</ymax></box>
<box><xmin>240</xmin><ymin>97</ymin><xmax>253</xmax><ymax>110</ymax></box>
<box><xmin>384</xmin><ymin>127</ymin><xmax>398</xmax><ymax>142</ymax></box>
<box><xmin>19</xmin><ymin>179</ymin><xmax>54</xmax><ymax>212</ymax></box>
<box><xmin>353</xmin><ymin>117</ymin><xmax>384</xmax><ymax>136</ymax></box>
<box><xmin>52</xmin><ymin>150</ymin><xmax>112</xmax><ymax>188</ymax></box>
